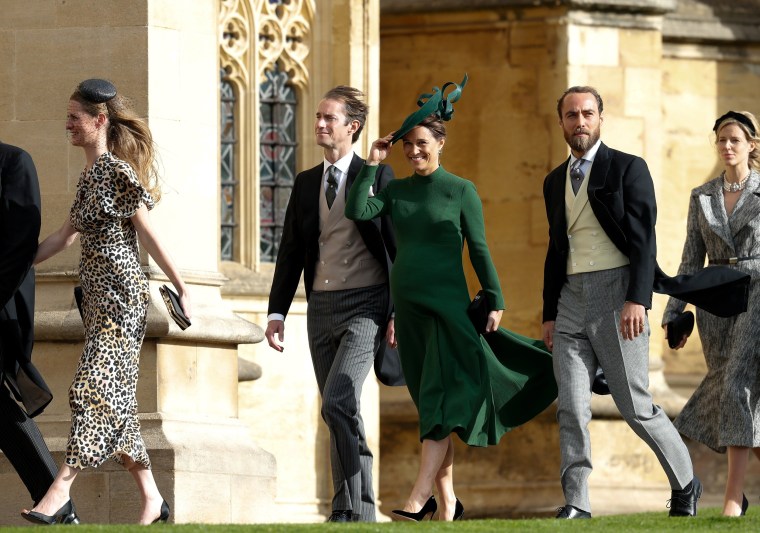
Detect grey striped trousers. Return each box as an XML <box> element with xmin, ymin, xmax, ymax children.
<box><xmin>307</xmin><ymin>284</ymin><xmax>388</xmax><ymax>522</ymax></box>
<box><xmin>553</xmin><ymin>266</ymin><xmax>693</xmax><ymax>512</ymax></box>
<box><xmin>0</xmin><ymin>383</ymin><xmax>57</xmax><ymax>504</ymax></box>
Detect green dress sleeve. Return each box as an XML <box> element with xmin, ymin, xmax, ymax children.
<box><xmin>345</xmin><ymin>164</ymin><xmax>390</xmax><ymax>221</ymax></box>
<box><xmin>461</xmin><ymin>180</ymin><xmax>505</xmax><ymax>310</ymax></box>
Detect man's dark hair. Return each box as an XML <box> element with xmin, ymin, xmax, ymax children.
<box><xmin>323</xmin><ymin>85</ymin><xmax>368</xmax><ymax>143</ymax></box>
<box><xmin>556</xmin><ymin>86</ymin><xmax>604</xmax><ymax>118</ymax></box>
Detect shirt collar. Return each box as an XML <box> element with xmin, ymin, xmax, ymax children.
<box><xmin>323</xmin><ymin>151</ymin><xmax>355</xmax><ymax>181</ymax></box>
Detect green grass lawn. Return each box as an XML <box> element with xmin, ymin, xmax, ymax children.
<box><xmin>1</xmin><ymin>507</ymin><xmax>757</xmax><ymax>532</ymax></box>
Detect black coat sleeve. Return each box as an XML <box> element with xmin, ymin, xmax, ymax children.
<box><xmin>267</xmin><ymin>174</ymin><xmax>307</xmax><ymax>318</ymax></box>
<box><xmin>541</xmin><ymin>170</ymin><xmax>567</xmax><ymax>323</ymax></box>
<box><xmin>617</xmin><ymin>156</ymin><xmax>657</xmax><ymax>307</ymax></box>
<box><xmin>0</xmin><ymin>147</ymin><xmax>41</xmax><ymax>309</ymax></box>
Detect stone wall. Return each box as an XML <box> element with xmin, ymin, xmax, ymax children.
<box><xmin>377</xmin><ymin>0</ymin><xmax>760</xmax><ymax>516</ymax></box>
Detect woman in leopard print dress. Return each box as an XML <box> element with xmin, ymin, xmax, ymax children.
<box><xmin>23</xmin><ymin>79</ymin><xmax>191</xmax><ymax>525</ymax></box>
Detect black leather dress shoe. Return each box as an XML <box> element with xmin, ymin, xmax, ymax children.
<box><xmin>668</xmin><ymin>476</ymin><xmax>702</xmax><ymax>516</ymax></box>
<box><xmin>326</xmin><ymin>510</ymin><xmax>353</xmax><ymax>522</ymax></box>
<box><xmin>556</xmin><ymin>505</ymin><xmax>591</xmax><ymax>519</ymax></box>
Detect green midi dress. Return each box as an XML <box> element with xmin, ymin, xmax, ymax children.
<box><xmin>346</xmin><ymin>164</ymin><xmax>557</xmax><ymax>446</ymax></box>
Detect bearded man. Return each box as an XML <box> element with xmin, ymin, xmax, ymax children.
<box><xmin>540</xmin><ymin>86</ymin><xmax>701</xmax><ymax>519</ymax></box>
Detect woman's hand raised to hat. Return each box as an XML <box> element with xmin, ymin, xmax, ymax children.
<box><xmin>366</xmin><ymin>132</ymin><xmax>395</xmax><ymax>166</ymax></box>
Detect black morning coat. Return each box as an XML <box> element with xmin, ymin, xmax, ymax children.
<box><xmin>0</xmin><ymin>142</ymin><xmax>53</xmax><ymax>417</ymax></box>
<box><xmin>268</xmin><ymin>153</ymin><xmax>405</xmax><ymax>386</ymax></box>
<box><xmin>543</xmin><ymin>142</ymin><xmax>749</xmax><ymax>324</ymax></box>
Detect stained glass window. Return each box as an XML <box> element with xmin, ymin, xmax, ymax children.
<box><xmin>259</xmin><ymin>65</ymin><xmax>297</xmax><ymax>263</ymax></box>
<box><xmin>220</xmin><ymin>70</ymin><xmax>237</xmax><ymax>261</ymax></box>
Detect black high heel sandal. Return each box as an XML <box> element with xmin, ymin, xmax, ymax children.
<box><xmin>151</xmin><ymin>500</ymin><xmax>170</xmax><ymax>524</ymax></box>
<box><xmin>453</xmin><ymin>498</ymin><xmax>465</xmax><ymax>521</ymax></box>
<box><xmin>22</xmin><ymin>499</ymin><xmax>79</xmax><ymax>525</ymax></box>
<box><xmin>392</xmin><ymin>495</ymin><xmax>437</xmax><ymax>521</ymax></box>
<box><xmin>741</xmin><ymin>493</ymin><xmax>748</xmax><ymax>516</ymax></box>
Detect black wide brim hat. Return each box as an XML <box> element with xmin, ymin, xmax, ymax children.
<box><xmin>389</xmin><ymin>73</ymin><xmax>468</xmax><ymax>144</ymax></box>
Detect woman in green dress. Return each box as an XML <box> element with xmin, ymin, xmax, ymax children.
<box><xmin>345</xmin><ymin>79</ymin><xmax>557</xmax><ymax>521</ymax></box>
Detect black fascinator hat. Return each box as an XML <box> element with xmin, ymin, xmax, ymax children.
<box><xmin>390</xmin><ymin>73</ymin><xmax>468</xmax><ymax>144</ymax></box>
<box><xmin>77</xmin><ymin>79</ymin><xmax>117</xmax><ymax>104</ymax></box>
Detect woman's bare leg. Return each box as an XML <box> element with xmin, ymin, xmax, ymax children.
<box><xmin>122</xmin><ymin>456</ymin><xmax>165</xmax><ymax>524</ymax></box>
<box><xmin>400</xmin><ymin>437</ymin><xmax>451</xmax><ymax>514</ymax></box>
<box><xmin>434</xmin><ymin>438</ymin><xmax>457</xmax><ymax>521</ymax></box>
<box><xmin>23</xmin><ymin>464</ymin><xmax>79</xmax><ymax>516</ymax></box>
<box><xmin>723</xmin><ymin>446</ymin><xmax>750</xmax><ymax>516</ymax></box>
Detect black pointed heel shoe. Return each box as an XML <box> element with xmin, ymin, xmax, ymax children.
<box><xmin>741</xmin><ymin>493</ymin><xmax>748</xmax><ymax>516</ymax></box>
<box><xmin>453</xmin><ymin>498</ymin><xmax>464</xmax><ymax>521</ymax></box>
<box><xmin>392</xmin><ymin>495</ymin><xmax>437</xmax><ymax>521</ymax></box>
<box><xmin>151</xmin><ymin>500</ymin><xmax>170</xmax><ymax>524</ymax></box>
<box><xmin>22</xmin><ymin>499</ymin><xmax>78</xmax><ymax>525</ymax></box>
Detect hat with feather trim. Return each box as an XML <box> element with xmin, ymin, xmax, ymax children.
<box><xmin>389</xmin><ymin>73</ymin><xmax>468</xmax><ymax>144</ymax></box>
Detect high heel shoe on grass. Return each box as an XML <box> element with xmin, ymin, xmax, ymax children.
<box><xmin>151</xmin><ymin>500</ymin><xmax>170</xmax><ymax>524</ymax></box>
<box><xmin>453</xmin><ymin>498</ymin><xmax>465</xmax><ymax>521</ymax></box>
<box><xmin>22</xmin><ymin>499</ymin><xmax>79</xmax><ymax>525</ymax></box>
<box><xmin>740</xmin><ymin>494</ymin><xmax>748</xmax><ymax>516</ymax></box>
<box><xmin>392</xmin><ymin>495</ymin><xmax>437</xmax><ymax>521</ymax></box>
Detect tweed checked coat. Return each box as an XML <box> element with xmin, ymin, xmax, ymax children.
<box><xmin>663</xmin><ymin>168</ymin><xmax>760</xmax><ymax>453</ymax></box>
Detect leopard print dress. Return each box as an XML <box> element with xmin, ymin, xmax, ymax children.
<box><xmin>67</xmin><ymin>151</ymin><xmax>155</xmax><ymax>469</ymax></box>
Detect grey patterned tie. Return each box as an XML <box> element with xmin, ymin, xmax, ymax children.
<box><xmin>326</xmin><ymin>165</ymin><xmax>338</xmax><ymax>209</ymax></box>
<box><xmin>570</xmin><ymin>158</ymin><xmax>586</xmax><ymax>195</ymax></box>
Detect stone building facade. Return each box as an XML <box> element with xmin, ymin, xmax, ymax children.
<box><xmin>0</xmin><ymin>0</ymin><xmax>758</xmax><ymax>525</ymax></box>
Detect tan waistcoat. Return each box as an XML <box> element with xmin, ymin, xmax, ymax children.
<box><xmin>312</xmin><ymin>180</ymin><xmax>387</xmax><ymax>291</ymax></box>
<box><xmin>565</xmin><ymin>167</ymin><xmax>629</xmax><ymax>275</ymax></box>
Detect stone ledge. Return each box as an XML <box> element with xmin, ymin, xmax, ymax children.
<box><xmin>220</xmin><ymin>260</ymin><xmax>306</xmax><ymax>300</ymax></box>
<box><xmin>381</xmin><ymin>0</ymin><xmax>677</xmax><ymax>15</ymax></box>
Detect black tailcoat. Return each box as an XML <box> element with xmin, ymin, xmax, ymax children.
<box><xmin>268</xmin><ymin>153</ymin><xmax>403</xmax><ymax>385</ymax></box>
<box><xmin>0</xmin><ymin>142</ymin><xmax>52</xmax><ymax>416</ymax></box>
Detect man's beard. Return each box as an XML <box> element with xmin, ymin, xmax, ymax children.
<box><xmin>565</xmin><ymin>126</ymin><xmax>600</xmax><ymax>153</ymax></box>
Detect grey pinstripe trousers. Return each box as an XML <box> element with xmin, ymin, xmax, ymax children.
<box><xmin>307</xmin><ymin>284</ymin><xmax>388</xmax><ymax>522</ymax></box>
<box><xmin>553</xmin><ymin>266</ymin><xmax>693</xmax><ymax>512</ymax></box>
<box><xmin>0</xmin><ymin>383</ymin><xmax>57</xmax><ymax>504</ymax></box>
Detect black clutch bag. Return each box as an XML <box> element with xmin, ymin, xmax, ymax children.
<box><xmin>666</xmin><ymin>311</ymin><xmax>694</xmax><ymax>349</ymax></box>
<box><xmin>467</xmin><ymin>290</ymin><xmax>489</xmax><ymax>334</ymax></box>
<box><xmin>159</xmin><ymin>284</ymin><xmax>191</xmax><ymax>330</ymax></box>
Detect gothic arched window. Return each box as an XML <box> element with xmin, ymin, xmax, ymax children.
<box><xmin>220</xmin><ymin>70</ymin><xmax>238</xmax><ymax>261</ymax></box>
<box><xmin>259</xmin><ymin>65</ymin><xmax>297</xmax><ymax>263</ymax></box>
<box><xmin>219</xmin><ymin>0</ymin><xmax>312</xmax><ymax>268</ymax></box>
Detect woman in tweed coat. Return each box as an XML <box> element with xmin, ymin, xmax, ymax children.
<box><xmin>663</xmin><ymin>110</ymin><xmax>760</xmax><ymax>517</ymax></box>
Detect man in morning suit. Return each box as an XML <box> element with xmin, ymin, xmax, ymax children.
<box><xmin>541</xmin><ymin>87</ymin><xmax>701</xmax><ymax>519</ymax></box>
<box><xmin>0</xmin><ymin>141</ymin><xmax>78</xmax><ymax>523</ymax></box>
<box><xmin>265</xmin><ymin>86</ymin><xmax>401</xmax><ymax>523</ymax></box>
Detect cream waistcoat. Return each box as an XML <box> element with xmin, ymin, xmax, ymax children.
<box><xmin>565</xmin><ymin>166</ymin><xmax>629</xmax><ymax>275</ymax></box>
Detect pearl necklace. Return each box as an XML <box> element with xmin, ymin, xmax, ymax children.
<box><xmin>722</xmin><ymin>171</ymin><xmax>750</xmax><ymax>193</ymax></box>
